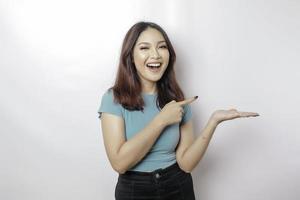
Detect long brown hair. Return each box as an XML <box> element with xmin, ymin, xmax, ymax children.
<box><xmin>109</xmin><ymin>21</ymin><xmax>185</xmax><ymax>111</ymax></box>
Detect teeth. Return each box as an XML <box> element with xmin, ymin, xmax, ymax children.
<box><xmin>147</xmin><ymin>63</ymin><xmax>161</xmax><ymax>68</ymax></box>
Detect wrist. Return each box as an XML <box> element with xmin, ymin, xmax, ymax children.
<box><xmin>208</xmin><ymin>117</ymin><xmax>219</xmax><ymax>128</ymax></box>
<box><xmin>154</xmin><ymin>115</ymin><xmax>167</xmax><ymax>128</ymax></box>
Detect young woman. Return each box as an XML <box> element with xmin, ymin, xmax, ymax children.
<box><xmin>98</xmin><ymin>21</ymin><xmax>259</xmax><ymax>200</ymax></box>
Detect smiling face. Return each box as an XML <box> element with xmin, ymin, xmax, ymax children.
<box><xmin>132</xmin><ymin>27</ymin><xmax>170</xmax><ymax>89</ymax></box>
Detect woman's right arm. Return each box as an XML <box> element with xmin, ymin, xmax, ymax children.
<box><xmin>100</xmin><ymin>113</ymin><xmax>166</xmax><ymax>174</ymax></box>
<box><xmin>100</xmin><ymin>97</ymin><xmax>197</xmax><ymax>174</ymax></box>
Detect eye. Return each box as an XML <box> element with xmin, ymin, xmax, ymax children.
<box><xmin>140</xmin><ymin>46</ymin><xmax>149</xmax><ymax>50</ymax></box>
<box><xmin>159</xmin><ymin>45</ymin><xmax>167</xmax><ymax>49</ymax></box>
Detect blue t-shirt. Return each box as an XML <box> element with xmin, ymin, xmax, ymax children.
<box><xmin>97</xmin><ymin>89</ymin><xmax>192</xmax><ymax>172</ymax></box>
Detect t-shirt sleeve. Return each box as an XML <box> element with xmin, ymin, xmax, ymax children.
<box><xmin>97</xmin><ymin>90</ymin><xmax>123</xmax><ymax>119</ymax></box>
<box><xmin>180</xmin><ymin>104</ymin><xmax>193</xmax><ymax>125</ymax></box>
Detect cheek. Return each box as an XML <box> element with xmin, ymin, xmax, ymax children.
<box><xmin>134</xmin><ymin>53</ymin><xmax>147</xmax><ymax>65</ymax></box>
<box><xmin>163</xmin><ymin>52</ymin><xmax>170</xmax><ymax>64</ymax></box>
<box><xmin>134</xmin><ymin>56</ymin><xmax>147</xmax><ymax>71</ymax></box>
<box><xmin>161</xmin><ymin>50</ymin><xmax>170</xmax><ymax>59</ymax></box>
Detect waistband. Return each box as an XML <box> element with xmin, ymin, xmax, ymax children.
<box><xmin>119</xmin><ymin>162</ymin><xmax>183</xmax><ymax>182</ymax></box>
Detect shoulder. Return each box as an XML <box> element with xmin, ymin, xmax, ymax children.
<box><xmin>98</xmin><ymin>88</ymin><xmax>124</xmax><ymax>118</ymax></box>
<box><xmin>101</xmin><ymin>89</ymin><xmax>118</xmax><ymax>104</ymax></box>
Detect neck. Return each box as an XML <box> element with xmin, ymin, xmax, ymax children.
<box><xmin>141</xmin><ymin>83</ymin><xmax>157</xmax><ymax>94</ymax></box>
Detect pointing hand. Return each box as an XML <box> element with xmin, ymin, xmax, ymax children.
<box><xmin>158</xmin><ymin>96</ymin><xmax>198</xmax><ymax>126</ymax></box>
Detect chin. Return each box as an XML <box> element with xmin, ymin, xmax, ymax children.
<box><xmin>148</xmin><ymin>75</ymin><xmax>163</xmax><ymax>82</ymax></box>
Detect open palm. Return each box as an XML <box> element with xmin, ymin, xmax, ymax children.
<box><xmin>211</xmin><ymin>109</ymin><xmax>259</xmax><ymax>124</ymax></box>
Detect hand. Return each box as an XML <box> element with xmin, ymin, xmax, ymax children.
<box><xmin>158</xmin><ymin>96</ymin><xmax>198</xmax><ymax>126</ymax></box>
<box><xmin>210</xmin><ymin>108</ymin><xmax>259</xmax><ymax>125</ymax></box>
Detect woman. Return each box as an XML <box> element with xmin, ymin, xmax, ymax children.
<box><xmin>98</xmin><ymin>21</ymin><xmax>259</xmax><ymax>200</ymax></box>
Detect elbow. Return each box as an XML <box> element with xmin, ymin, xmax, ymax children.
<box><xmin>185</xmin><ymin>169</ymin><xmax>192</xmax><ymax>173</ymax></box>
<box><xmin>113</xmin><ymin>166</ymin><xmax>126</xmax><ymax>174</ymax></box>
<box><xmin>111</xmin><ymin>161</ymin><xmax>127</xmax><ymax>174</ymax></box>
<box><xmin>108</xmin><ymin>152</ymin><xmax>127</xmax><ymax>174</ymax></box>
<box><xmin>177</xmin><ymin>162</ymin><xmax>193</xmax><ymax>173</ymax></box>
<box><xmin>181</xmin><ymin>167</ymin><xmax>192</xmax><ymax>173</ymax></box>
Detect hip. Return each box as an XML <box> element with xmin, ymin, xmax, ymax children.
<box><xmin>115</xmin><ymin>162</ymin><xmax>195</xmax><ymax>200</ymax></box>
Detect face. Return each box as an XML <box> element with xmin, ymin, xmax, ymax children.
<box><xmin>132</xmin><ymin>27</ymin><xmax>170</xmax><ymax>85</ymax></box>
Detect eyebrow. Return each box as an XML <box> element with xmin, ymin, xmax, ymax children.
<box><xmin>137</xmin><ymin>41</ymin><xmax>166</xmax><ymax>46</ymax></box>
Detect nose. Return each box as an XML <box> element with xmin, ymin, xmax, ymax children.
<box><xmin>150</xmin><ymin>48</ymin><xmax>161</xmax><ymax>59</ymax></box>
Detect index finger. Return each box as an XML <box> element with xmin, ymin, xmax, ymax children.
<box><xmin>177</xmin><ymin>96</ymin><xmax>198</xmax><ymax>106</ymax></box>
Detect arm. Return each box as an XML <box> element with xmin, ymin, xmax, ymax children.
<box><xmin>101</xmin><ymin>97</ymin><xmax>197</xmax><ymax>174</ymax></box>
<box><xmin>101</xmin><ymin>113</ymin><xmax>166</xmax><ymax>174</ymax></box>
<box><xmin>176</xmin><ymin>109</ymin><xmax>259</xmax><ymax>172</ymax></box>
<box><xmin>176</xmin><ymin>118</ymin><xmax>218</xmax><ymax>173</ymax></box>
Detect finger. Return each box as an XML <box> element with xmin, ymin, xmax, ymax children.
<box><xmin>238</xmin><ymin>112</ymin><xmax>260</xmax><ymax>117</ymax></box>
<box><xmin>177</xmin><ymin>96</ymin><xmax>198</xmax><ymax>106</ymax></box>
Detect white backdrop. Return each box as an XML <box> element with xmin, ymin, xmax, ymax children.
<box><xmin>1</xmin><ymin>0</ymin><xmax>299</xmax><ymax>199</ymax></box>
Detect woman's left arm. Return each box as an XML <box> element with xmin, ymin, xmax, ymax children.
<box><xmin>176</xmin><ymin>109</ymin><xmax>259</xmax><ymax>173</ymax></box>
<box><xmin>176</xmin><ymin>118</ymin><xmax>217</xmax><ymax>173</ymax></box>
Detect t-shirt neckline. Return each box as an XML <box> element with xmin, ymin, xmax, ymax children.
<box><xmin>142</xmin><ymin>92</ymin><xmax>157</xmax><ymax>96</ymax></box>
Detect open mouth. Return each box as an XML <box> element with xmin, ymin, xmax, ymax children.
<box><xmin>146</xmin><ymin>62</ymin><xmax>161</xmax><ymax>69</ymax></box>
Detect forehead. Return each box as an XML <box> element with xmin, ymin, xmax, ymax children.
<box><xmin>136</xmin><ymin>27</ymin><xmax>166</xmax><ymax>44</ymax></box>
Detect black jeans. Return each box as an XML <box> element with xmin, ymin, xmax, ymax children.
<box><xmin>115</xmin><ymin>162</ymin><xmax>195</xmax><ymax>200</ymax></box>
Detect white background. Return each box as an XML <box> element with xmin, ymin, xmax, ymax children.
<box><xmin>1</xmin><ymin>0</ymin><xmax>299</xmax><ymax>199</ymax></box>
